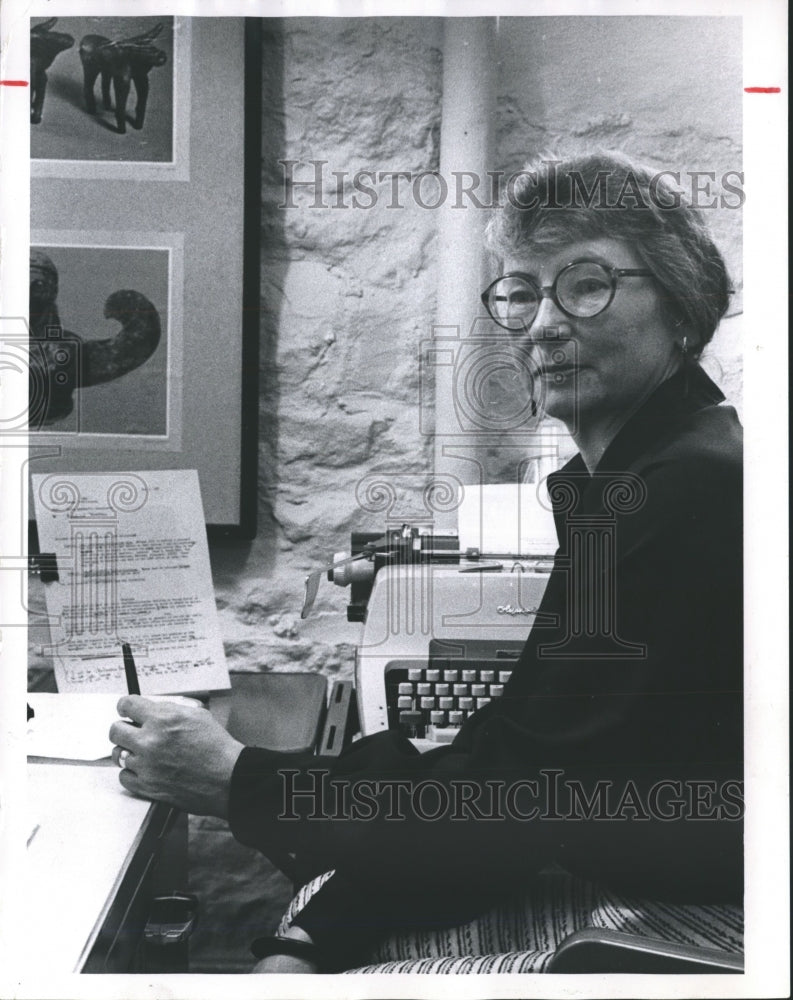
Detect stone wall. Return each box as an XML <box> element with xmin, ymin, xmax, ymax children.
<box><xmin>209</xmin><ymin>17</ymin><xmax>444</xmax><ymax>690</ymax></box>
<box><xmin>196</xmin><ymin>16</ymin><xmax>447</xmax><ymax>972</ymax></box>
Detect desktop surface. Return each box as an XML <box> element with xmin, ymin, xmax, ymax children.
<box><xmin>23</xmin><ymin>674</ymin><xmax>327</xmax><ymax>976</ymax></box>
<box><xmin>26</xmin><ymin>762</ymin><xmax>184</xmax><ymax>974</ymax></box>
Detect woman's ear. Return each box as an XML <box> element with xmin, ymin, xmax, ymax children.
<box><xmin>666</xmin><ymin>305</ymin><xmax>701</xmax><ymax>359</ymax></box>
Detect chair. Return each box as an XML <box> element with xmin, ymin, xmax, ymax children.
<box><xmin>275</xmin><ymin>866</ymin><xmax>743</xmax><ymax>974</ymax></box>
<box><xmin>267</xmin><ymin>684</ymin><xmax>743</xmax><ymax>974</ymax></box>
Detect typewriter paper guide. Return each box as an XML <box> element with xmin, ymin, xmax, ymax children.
<box><xmin>31</xmin><ymin>469</ymin><xmax>230</xmax><ymax>695</ymax></box>
<box><xmin>457</xmin><ymin>482</ymin><xmax>559</xmax><ymax>557</ymax></box>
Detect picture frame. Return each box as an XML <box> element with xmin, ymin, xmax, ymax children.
<box><xmin>29</xmin><ymin>18</ymin><xmax>261</xmax><ymax>538</ymax></box>
<box><xmin>30</xmin><ymin>231</ymin><xmax>181</xmax><ymax>445</ymax></box>
<box><xmin>31</xmin><ymin>15</ymin><xmax>191</xmax><ymax>181</ymax></box>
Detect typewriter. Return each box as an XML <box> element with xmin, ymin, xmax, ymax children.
<box><xmin>309</xmin><ymin>526</ymin><xmax>554</xmax><ymax>750</ymax></box>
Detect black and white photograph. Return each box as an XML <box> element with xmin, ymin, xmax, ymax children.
<box><xmin>0</xmin><ymin>2</ymin><xmax>788</xmax><ymax>998</ymax></box>
<box><xmin>31</xmin><ymin>16</ymin><xmax>175</xmax><ymax>163</ymax></box>
<box><xmin>29</xmin><ymin>241</ymin><xmax>170</xmax><ymax>437</ymax></box>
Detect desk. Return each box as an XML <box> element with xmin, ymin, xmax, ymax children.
<box><xmin>27</xmin><ymin>763</ymin><xmax>186</xmax><ymax>974</ymax></box>
<box><xmin>24</xmin><ymin>674</ymin><xmax>327</xmax><ymax>974</ymax></box>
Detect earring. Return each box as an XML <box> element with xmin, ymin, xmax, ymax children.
<box><xmin>679</xmin><ymin>335</ymin><xmax>690</xmax><ymax>397</ymax></box>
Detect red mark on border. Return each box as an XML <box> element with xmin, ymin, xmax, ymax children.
<box><xmin>744</xmin><ymin>87</ymin><xmax>781</xmax><ymax>93</ymax></box>
<box><xmin>0</xmin><ymin>80</ymin><xmax>29</xmax><ymax>87</ymax></box>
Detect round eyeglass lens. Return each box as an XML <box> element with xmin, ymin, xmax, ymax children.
<box><xmin>555</xmin><ymin>262</ymin><xmax>613</xmax><ymax>317</ymax></box>
<box><xmin>487</xmin><ymin>276</ymin><xmax>539</xmax><ymax>329</ymax></box>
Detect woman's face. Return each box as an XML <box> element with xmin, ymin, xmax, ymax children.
<box><xmin>503</xmin><ymin>237</ymin><xmax>681</xmax><ymax>433</ymax></box>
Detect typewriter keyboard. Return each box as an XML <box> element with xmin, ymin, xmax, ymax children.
<box><xmin>385</xmin><ymin>662</ymin><xmax>514</xmax><ymax>743</ymax></box>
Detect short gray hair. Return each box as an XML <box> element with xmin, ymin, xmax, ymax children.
<box><xmin>485</xmin><ymin>151</ymin><xmax>732</xmax><ymax>354</ymax></box>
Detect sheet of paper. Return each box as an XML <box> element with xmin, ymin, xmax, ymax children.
<box><xmin>31</xmin><ymin>470</ymin><xmax>230</xmax><ymax>694</ymax></box>
<box><xmin>26</xmin><ymin>693</ymin><xmax>117</xmax><ymax>760</ymax></box>
<box><xmin>457</xmin><ymin>482</ymin><xmax>559</xmax><ymax>558</ymax></box>
<box><xmin>26</xmin><ymin>692</ymin><xmax>204</xmax><ymax>760</ymax></box>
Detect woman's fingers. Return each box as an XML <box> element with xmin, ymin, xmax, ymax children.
<box><xmin>116</xmin><ymin>694</ymin><xmax>153</xmax><ymax>724</ymax></box>
<box><xmin>108</xmin><ymin>717</ymin><xmax>145</xmax><ymax>752</ymax></box>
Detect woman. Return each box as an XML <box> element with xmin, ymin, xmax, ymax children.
<box><xmin>110</xmin><ymin>151</ymin><xmax>743</xmax><ymax>973</ymax></box>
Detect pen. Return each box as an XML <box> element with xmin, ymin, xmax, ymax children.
<box><xmin>122</xmin><ymin>643</ymin><xmax>141</xmax><ymax>695</ymax></box>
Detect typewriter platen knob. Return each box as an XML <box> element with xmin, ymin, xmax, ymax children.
<box><xmin>330</xmin><ymin>552</ymin><xmax>375</xmax><ymax>588</ymax></box>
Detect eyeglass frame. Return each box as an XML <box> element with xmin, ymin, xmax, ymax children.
<box><xmin>480</xmin><ymin>259</ymin><xmax>656</xmax><ymax>330</ymax></box>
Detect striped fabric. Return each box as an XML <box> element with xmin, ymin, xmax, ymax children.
<box><xmin>277</xmin><ymin>867</ymin><xmax>743</xmax><ymax>974</ymax></box>
<box><xmin>346</xmin><ymin>951</ymin><xmax>555</xmax><ymax>974</ymax></box>
<box><xmin>276</xmin><ymin>867</ymin><xmax>335</xmax><ymax>933</ymax></box>
<box><xmin>589</xmin><ymin>891</ymin><xmax>745</xmax><ymax>954</ymax></box>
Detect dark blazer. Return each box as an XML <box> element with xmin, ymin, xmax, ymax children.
<box><xmin>230</xmin><ymin>364</ymin><xmax>743</xmax><ymax>966</ymax></box>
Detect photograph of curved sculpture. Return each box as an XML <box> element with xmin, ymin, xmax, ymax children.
<box><xmin>79</xmin><ymin>24</ymin><xmax>168</xmax><ymax>135</ymax></box>
<box><xmin>30</xmin><ymin>18</ymin><xmax>75</xmax><ymax>125</ymax></box>
<box><xmin>30</xmin><ymin>16</ymin><xmax>174</xmax><ymax>164</ymax></box>
<box><xmin>29</xmin><ymin>247</ymin><xmax>167</xmax><ymax>434</ymax></box>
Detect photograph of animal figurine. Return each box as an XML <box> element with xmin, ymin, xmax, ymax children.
<box><xmin>30</xmin><ymin>16</ymin><xmax>174</xmax><ymax>165</ymax></box>
<box><xmin>79</xmin><ymin>24</ymin><xmax>168</xmax><ymax>134</ymax></box>
<box><xmin>29</xmin><ymin>248</ymin><xmax>166</xmax><ymax>434</ymax></box>
<box><xmin>30</xmin><ymin>18</ymin><xmax>74</xmax><ymax>125</ymax></box>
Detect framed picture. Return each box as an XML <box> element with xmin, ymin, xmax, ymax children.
<box><xmin>31</xmin><ymin>15</ymin><xmax>191</xmax><ymax>181</ymax></box>
<box><xmin>29</xmin><ymin>233</ymin><xmax>180</xmax><ymax>444</ymax></box>
<box><xmin>29</xmin><ymin>18</ymin><xmax>260</xmax><ymax>537</ymax></box>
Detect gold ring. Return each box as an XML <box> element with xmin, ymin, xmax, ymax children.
<box><xmin>118</xmin><ymin>749</ymin><xmax>130</xmax><ymax>770</ymax></box>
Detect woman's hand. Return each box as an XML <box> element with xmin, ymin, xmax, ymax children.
<box><xmin>109</xmin><ymin>695</ymin><xmax>245</xmax><ymax>818</ymax></box>
<box><xmin>251</xmin><ymin>926</ymin><xmax>319</xmax><ymax>974</ymax></box>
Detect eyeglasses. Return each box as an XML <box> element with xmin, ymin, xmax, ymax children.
<box><xmin>481</xmin><ymin>260</ymin><xmax>655</xmax><ymax>331</ymax></box>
